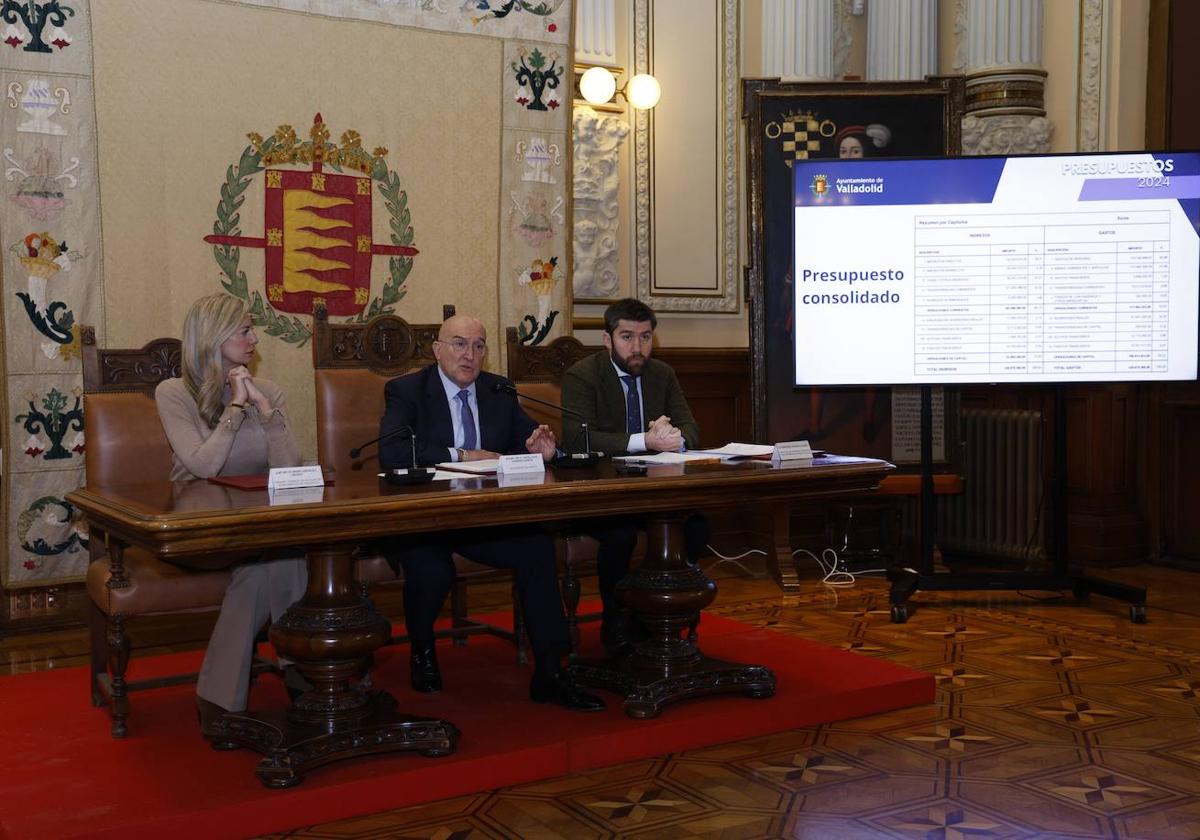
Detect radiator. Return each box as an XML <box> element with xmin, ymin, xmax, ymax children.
<box><xmin>936</xmin><ymin>408</ymin><xmax>1045</xmax><ymax>563</ymax></box>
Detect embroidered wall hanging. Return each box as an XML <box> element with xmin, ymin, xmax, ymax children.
<box><xmin>1</xmin><ymin>0</ymin><xmax>101</xmax><ymax>591</ymax></box>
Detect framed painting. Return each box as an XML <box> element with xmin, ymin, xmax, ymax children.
<box><xmin>742</xmin><ymin>77</ymin><xmax>966</xmax><ymax>465</ymax></box>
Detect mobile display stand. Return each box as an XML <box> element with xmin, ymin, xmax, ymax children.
<box><xmin>887</xmin><ymin>384</ymin><xmax>1148</xmax><ymax>624</ymax></box>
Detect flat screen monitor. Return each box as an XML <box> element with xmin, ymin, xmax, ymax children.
<box><xmin>791</xmin><ymin>151</ymin><xmax>1200</xmax><ymax>386</ymax></box>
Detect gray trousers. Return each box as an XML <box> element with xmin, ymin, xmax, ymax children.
<box><xmin>196</xmin><ymin>557</ymin><xmax>307</xmax><ymax>711</ymax></box>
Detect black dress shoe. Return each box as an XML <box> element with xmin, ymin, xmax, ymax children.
<box><xmin>410</xmin><ymin>643</ymin><xmax>442</xmax><ymax>694</ymax></box>
<box><xmin>195</xmin><ymin>696</ymin><xmax>239</xmax><ymax>750</ymax></box>
<box><xmin>529</xmin><ymin>671</ymin><xmax>606</xmax><ymax>712</ymax></box>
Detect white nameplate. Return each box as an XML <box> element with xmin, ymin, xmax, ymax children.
<box><xmin>497</xmin><ymin>470</ymin><xmax>547</xmax><ymax>488</ymax></box>
<box><xmin>772</xmin><ymin>440</ymin><xmax>813</xmax><ymax>462</ymax></box>
<box><xmin>267</xmin><ymin>465</ymin><xmax>326</xmax><ymax>491</ymax></box>
<box><xmin>497</xmin><ymin>453</ymin><xmax>545</xmax><ymax>475</ymax></box>
<box><xmin>268</xmin><ymin>485</ymin><xmax>326</xmax><ymax>506</ymax></box>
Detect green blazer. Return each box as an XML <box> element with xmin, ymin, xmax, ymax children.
<box><xmin>560</xmin><ymin>350</ymin><xmax>700</xmax><ymax>456</ymax></box>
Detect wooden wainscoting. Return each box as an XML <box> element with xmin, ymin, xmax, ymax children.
<box><xmin>1144</xmin><ymin>381</ymin><xmax>1200</xmax><ymax>567</ymax></box>
<box><xmin>1</xmin><ymin>581</ymin><xmax>89</xmax><ymax>634</ymax></box>
<box><xmin>652</xmin><ymin>348</ymin><xmax>752</xmax><ymax>449</ymax></box>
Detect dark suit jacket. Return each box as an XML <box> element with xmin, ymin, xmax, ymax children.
<box><xmin>560</xmin><ymin>351</ymin><xmax>700</xmax><ymax>456</ymax></box>
<box><xmin>379</xmin><ymin>366</ymin><xmax>538</xmax><ymax>469</ymax></box>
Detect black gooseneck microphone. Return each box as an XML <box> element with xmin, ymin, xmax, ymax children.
<box><xmin>492</xmin><ymin>379</ymin><xmax>604</xmax><ymax>467</ymax></box>
<box><xmin>349</xmin><ymin>425</ymin><xmax>436</xmax><ymax>485</ymax></box>
<box><xmin>350</xmin><ymin>424</ymin><xmax>414</xmax><ymax>460</ymax></box>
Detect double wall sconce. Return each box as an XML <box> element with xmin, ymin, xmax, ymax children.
<box><xmin>578</xmin><ymin>65</ymin><xmax>661</xmax><ymax>110</ymax></box>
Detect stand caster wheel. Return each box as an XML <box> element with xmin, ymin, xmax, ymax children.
<box><xmin>1130</xmin><ymin>605</ymin><xmax>1146</xmax><ymax>624</ymax></box>
<box><xmin>890</xmin><ymin>604</ymin><xmax>908</xmax><ymax>624</ymax></box>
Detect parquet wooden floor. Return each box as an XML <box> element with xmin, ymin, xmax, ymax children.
<box><xmin>6</xmin><ymin>563</ymin><xmax>1200</xmax><ymax>839</ymax></box>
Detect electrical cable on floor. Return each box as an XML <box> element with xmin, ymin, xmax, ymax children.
<box><xmin>704</xmin><ymin>544</ymin><xmax>766</xmax><ymax>578</ymax></box>
<box><xmin>792</xmin><ymin>547</ymin><xmax>888</xmax><ymax>587</ymax></box>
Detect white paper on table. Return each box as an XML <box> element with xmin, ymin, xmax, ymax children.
<box><xmin>691</xmin><ymin>442</ymin><xmax>775</xmax><ymax>459</ymax></box>
<box><xmin>612</xmin><ymin>451</ymin><xmax>719</xmax><ymax>465</ymax></box>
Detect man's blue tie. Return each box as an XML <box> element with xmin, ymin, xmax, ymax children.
<box><xmin>457</xmin><ymin>389</ymin><xmax>477</xmax><ymax>450</ymax></box>
<box><xmin>621</xmin><ymin>375</ymin><xmax>642</xmax><ymax>434</ymax></box>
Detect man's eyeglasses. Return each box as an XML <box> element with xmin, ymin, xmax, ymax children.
<box><xmin>439</xmin><ymin>337</ymin><xmax>487</xmax><ymax>355</ymax></box>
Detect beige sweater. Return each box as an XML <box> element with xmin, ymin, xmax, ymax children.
<box><xmin>155</xmin><ymin>377</ymin><xmax>301</xmax><ymax>481</ymax></box>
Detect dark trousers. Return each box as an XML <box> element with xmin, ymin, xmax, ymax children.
<box><xmin>387</xmin><ymin>524</ymin><xmax>570</xmax><ymax>659</ymax></box>
<box><xmin>587</xmin><ymin>513</ymin><xmax>711</xmax><ymax>618</ymax></box>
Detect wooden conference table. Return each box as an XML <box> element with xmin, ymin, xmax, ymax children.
<box><xmin>68</xmin><ymin>454</ymin><xmax>891</xmax><ymax>787</ymax></box>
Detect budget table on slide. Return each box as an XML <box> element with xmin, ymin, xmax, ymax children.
<box><xmin>912</xmin><ymin>210</ymin><xmax>1169</xmax><ymax>377</ymax></box>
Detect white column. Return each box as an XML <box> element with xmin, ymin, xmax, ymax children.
<box><xmin>960</xmin><ymin>0</ymin><xmax>1053</xmax><ymax>154</ymax></box>
<box><xmin>575</xmin><ymin>0</ymin><xmax>617</xmax><ymax>67</ymax></box>
<box><xmin>866</xmin><ymin>0</ymin><xmax>937</xmax><ymax>81</ymax></box>
<box><xmin>761</xmin><ymin>0</ymin><xmax>836</xmax><ymax>81</ymax></box>
<box><xmin>967</xmin><ymin>0</ymin><xmax>1042</xmax><ymax>70</ymax></box>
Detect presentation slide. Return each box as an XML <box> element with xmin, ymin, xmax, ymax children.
<box><xmin>792</xmin><ymin>152</ymin><xmax>1200</xmax><ymax>386</ymax></box>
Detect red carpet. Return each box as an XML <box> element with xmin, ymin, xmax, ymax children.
<box><xmin>0</xmin><ymin>608</ymin><xmax>932</xmax><ymax>840</ymax></box>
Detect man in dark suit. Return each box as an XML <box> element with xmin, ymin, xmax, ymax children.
<box><xmin>560</xmin><ymin>298</ymin><xmax>711</xmax><ymax>655</ymax></box>
<box><xmin>379</xmin><ymin>313</ymin><xmax>604</xmax><ymax>711</ymax></box>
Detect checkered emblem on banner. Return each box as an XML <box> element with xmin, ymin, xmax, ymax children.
<box><xmin>781</xmin><ymin>118</ymin><xmax>821</xmax><ymax>166</ymax></box>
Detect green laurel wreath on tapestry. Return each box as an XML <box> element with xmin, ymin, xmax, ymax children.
<box><xmin>210</xmin><ymin>137</ymin><xmax>414</xmax><ymax>347</ymax></box>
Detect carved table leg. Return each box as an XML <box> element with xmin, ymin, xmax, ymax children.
<box><xmin>103</xmin><ymin>534</ymin><xmax>132</xmax><ymax>738</ymax></box>
<box><xmin>569</xmin><ymin>512</ymin><xmax>775</xmax><ymax>718</ymax></box>
<box><xmin>769</xmin><ymin>503</ymin><xmax>802</xmax><ymax>593</ymax></box>
<box><xmin>200</xmin><ymin>543</ymin><xmax>459</xmax><ymax>788</ymax></box>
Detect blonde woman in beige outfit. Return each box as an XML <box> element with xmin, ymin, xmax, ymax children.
<box><xmin>155</xmin><ymin>293</ymin><xmax>306</xmax><ymax>732</ymax></box>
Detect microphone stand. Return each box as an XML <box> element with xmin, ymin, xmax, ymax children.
<box><xmin>495</xmin><ymin>381</ymin><xmax>604</xmax><ymax>468</ymax></box>
<box><xmin>349</xmin><ymin>425</ymin><xmax>436</xmax><ymax>485</ymax></box>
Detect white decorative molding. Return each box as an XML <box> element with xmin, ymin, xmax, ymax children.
<box><xmin>575</xmin><ymin>0</ymin><xmax>617</xmax><ymax>66</ymax></box>
<box><xmin>572</xmin><ymin>107</ymin><xmax>629</xmax><ymax>300</ymax></box>
<box><xmin>1077</xmin><ymin>0</ymin><xmax>1105</xmax><ymax>152</ymax></box>
<box><xmin>762</xmin><ymin>0</ymin><xmax>835</xmax><ymax>81</ymax></box>
<box><xmin>952</xmin><ymin>0</ymin><xmax>968</xmax><ymax>73</ymax></box>
<box><xmin>632</xmin><ymin>0</ymin><xmax>740</xmax><ymax>313</ymax></box>
<box><xmin>866</xmin><ymin>0</ymin><xmax>937</xmax><ymax>81</ymax></box>
<box><xmin>961</xmin><ymin>114</ymin><xmax>1052</xmax><ymax>155</ymax></box>
<box><xmin>632</xmin><ymin>0</ymin><xmax>651</xmax><ymax>298</ymax></box>
<box><xmin>832</xmin><ymin>0</ymin><xmax>856</xmax><ymax>80</ymax></box>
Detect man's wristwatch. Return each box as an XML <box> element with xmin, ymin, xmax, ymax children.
<box><xmin>456</xmin><ymin>447</ymin><xmax>466</xmax><ymax>461</ymax></box>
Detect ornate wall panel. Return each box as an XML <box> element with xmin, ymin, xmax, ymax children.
<box><xmin>572</xmin><ymin>107</ymin><xmax>629</xmax><ymax>301</ymax></box>
<box><xmin>632</xmin><ymin>0</ymin><xmax>739</xmax><ymax>313</ymax></box>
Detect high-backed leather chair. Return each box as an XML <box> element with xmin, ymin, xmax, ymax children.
<box><xmin>81</xmin><ymin>327</ymin><xmax>237</xmax><ymax>738</ymax></box>
<box><xmin>311</xmin><ymin>305</ymin><xmax>526</xmax><ymax>659</ymax></box>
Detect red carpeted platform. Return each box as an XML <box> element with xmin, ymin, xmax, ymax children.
<box><xmin>0</xmin><ymin>609</ymin><xmax>932</xmax><ymax>840</ymax></box>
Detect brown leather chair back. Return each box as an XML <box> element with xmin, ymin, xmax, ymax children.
<box><xmin>80</xmin><ymin>328</ymin><xmax>180</xmax><ymax>488</ymax></box>
<box><xmin>315</xmin><ymin>367</ymin><xmax>399</xmax><ymax>477</ymax></box>
<box><xmin>311</xmin><ymin>304</ymin><xmax>449</xmax><ymax>478</ymax></box>
<box><xmin>516</xmin><ymin>381</ymin><xmax>567</xmax><ymax>439</ymax></box>
<box><xmin>504</xmin><ymin>327</ymin><xmax>594</xmax><ymax>438</ymax></box>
